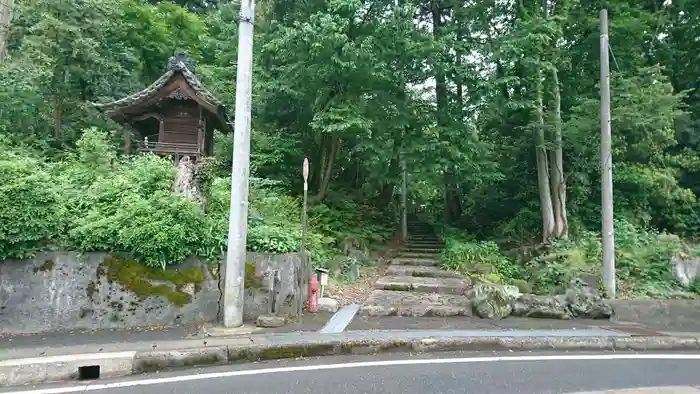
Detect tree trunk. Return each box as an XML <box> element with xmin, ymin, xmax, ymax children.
<box><xmin>376</xmin><ymin>158</ymin><xmax>398</xmax><ymax>207</ymax></box>
<box><xmin>548</xmin><ymin>67</ymin><xmax>568</xmax><ymax>239</ymax></box>
<box><xmin>455</xmin><ymin>30</ymin><xmax>463</xmax><ymax>116</ymax></box>
<box><xmin>54</xmin><ymin>100</ymin><xmax>62</xmax><ymax>138</ymax></box>
<box><xmin>443</xmin><ymin>172</ymin><xmax>462</xmax><ymax>223</ymax></box>
<box><xmin>432</xmin><ymin>4</ymin><xmax>459</xmax><ymax>223</ymax></box>
<box><xmin>317</xmin><ymin>136</ymin><xmax>338</xmax><ymax>201</ymax></box>
<box><xmin>0</xmin><ymin>0</ymin><xmax>13</xmax><ymax>62</ymax></box>
<box><xmin>535</xmin><ymin>71</ymin><xmax>556</xmax><ymax>240</ymax></box>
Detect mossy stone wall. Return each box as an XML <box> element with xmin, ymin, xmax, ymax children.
<box><xmin>0</xmin><ymin>251</ymin><xmax>307</xmax><ymax>334</ymax></box>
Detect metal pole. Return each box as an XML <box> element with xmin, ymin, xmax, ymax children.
<box><xmin>400</xmin><ymin>161</ymin><xmax>408</xmax><ymax>242</ymax></box>
<box><xmin>302</xmin><ymin>158</ymin><xmax>309</xmax><ymax>253</ymax></box>
<box><xmin>299</xmin><ymin>158</ymin><xmax>309</xmax><ymax>317</ymax></box>
<box><xmin>302</xmin><ymin>183</ymin><xmax>308</xmax><ymax>252</ymax></box>
<box><xmin>600</xmin><ymin>8</ymin><xmax>615</xmax><ymax>299</ymax></box>
<box><xmin>222</xmin><ymin>0</ymin><xmax>255</xmax><ymax>328</ymax></box>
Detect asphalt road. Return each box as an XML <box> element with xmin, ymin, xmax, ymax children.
<box><xmin>5</xmin><ymin>351</ymin><xmax>700</xmax><ymax>394</ymax></box>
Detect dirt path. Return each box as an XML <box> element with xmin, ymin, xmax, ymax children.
<box><xmin>325</xmin><ymin>235</ymin><xmax>402</xmax><ymax>306</ymax></box>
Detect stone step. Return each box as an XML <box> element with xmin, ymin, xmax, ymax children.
<box><xmin>374</xmin><ymin>275</ymin><xmax>471</xmax><ymax>294</ymax></box>
<box><xmin>406</xmin><ymin>242</ymin><xmax>443</xmax><ymax>249</ymax></box>
<box><xmin>396</xmin><ymin>252</ymin><xmax>441</xmax><ymax>259</ymax></box>
<box><xmin>407</xmin><ymin>241</ymin><xmax>441</xmax><ymax>246</ymax></box>
<box><xmin>391</xmin><ymin>257</ymin><xmax>440</xmax><ymax>266</ymax></box>
<box><xmin>404</xmin><ymin>247</ymin><xmax>443</xmax><ymax>254</ymax></box>
<box><xmin>407</xmin><ymin>237</ymin><xmax>442</xmax><ymax>242</ymax></box>
<box><xmin>360</xmin><ymin>290</ymin><xmax>472</xmax><ymax>317</ymax></box>
<box><xmin>408</xmin><ymin>234</ymin><xmax>440</xmax><ymax>239</ymax></box>
<box><xmin>386</xmin><ymin>265</ymin><xmax>462</xmax><ymax>278</ymax></box>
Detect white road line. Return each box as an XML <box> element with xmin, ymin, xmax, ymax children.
<box><xmin>319</xmin><ymin>304</ymin><xmax>360</xmax><ymax>333</ymax></box>
<box><xmin>5</xmin><ymin>354</ymin><xmax>700</xmax><ymax>394</ymax></box>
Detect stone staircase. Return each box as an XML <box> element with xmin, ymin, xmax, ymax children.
<box><xmin>361</xmin><ymin>221</ymin><xmax>473</xmax><ymax>317</ymax></box>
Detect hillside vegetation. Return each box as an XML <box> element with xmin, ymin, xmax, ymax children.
<box><xmin>2</xmin><ymin>0</ymin><xmax>700</xmax><ymax>297</ymax></box>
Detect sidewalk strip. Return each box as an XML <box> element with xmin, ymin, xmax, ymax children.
<box><xmin>319</xmin><ymin>304</ymin><xmax>360</xmax><ymax>333</ymax></box>
<box><xmin>0</xmin><ymin>351</ymin><xmax>136</xmax><ymax>366</ymax></box>
<box><xmin>334</xmin><ymin>329</ymin><xmax>630</xmax><ymax>338</ymax></box>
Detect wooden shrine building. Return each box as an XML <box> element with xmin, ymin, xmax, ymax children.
<box><xmin>93</xmin><ymin>52</ymin><xmax>231</xmax><ymax>161</ymax></box>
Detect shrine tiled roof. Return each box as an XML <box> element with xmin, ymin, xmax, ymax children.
<box><xmin>92</xmin><ymin>52</ymin><xmax>228</xmax><ymax>124</ymax></box>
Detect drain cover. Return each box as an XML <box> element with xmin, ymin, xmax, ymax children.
<box><xmin>603</xmin><ymin>326</ymin><xmax>667</xmax><ymax>336</ymax></box>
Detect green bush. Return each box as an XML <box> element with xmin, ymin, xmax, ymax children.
<box><xmin>0</xmin><ymin>152</ymin><xmax>64</xmax><ymax>259</ymax></box>
<box><xmin>440</xmin><ymin>236</ymin><xmax>524</xmax><ymax>284</ymax></box>
<box><xmin>69</xmin><ymin>191</ymin><xmax>213</xmax><ymax>268</ymax></box>
<box><xmin>309</xmin><ymin>191</ymin><xmax>393</xmax><ymax>250</ymax></box>
<box><xmin>0</xmin><ymin>128</ymin><xmax>389</xmax><ymax>271</ymax></box>
<box><xmin>523</xmin><ymin>219</ymin><xmax>686</xmax><ymax>297</ymax></box>
<box><xmin>442</xmin><ymin>219</ymin><xmax>689</xmax><ymax>298</ymax></box>
<box><xmin>56</xmin><ymin>131</ymin><xmax>214</xmax><ymax>267</ymax></box>
<box><xmin>613</xmin><ymin>219</ymin><xmax>684</xmax><ymax>297</ymax></box>
<box><xmin>206</xmin><ymin>175</ymin><xmax>335</xmax><ymax>264</ymax></box>
<box><xmin>523</xmin><ymin>237</ymin><xmax>598</xmax><ymax>295</ymax></box>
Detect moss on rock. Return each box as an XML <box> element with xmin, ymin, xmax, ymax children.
<box><xmin>94</xmin><ymin>256</ymin><xmax>207</xmax><ymax>307</ymax></box>
<box><xmin>33</xmin><ymin>259</ymin><xmax>55</xmax><ymax>273</ymax></box>
<box><xmin>510</xmin><ymin>279</ymin><xmax>532</xmax><ymax>294</ymax></box>
<box><xmin>244</xmin><ymin>262</ymin><xmax>262</xmax><ymax>289</ymax></box>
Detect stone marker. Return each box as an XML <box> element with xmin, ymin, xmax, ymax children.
<box><xmin>256</xmin><ymin>314</ymin><xmax>286</xmax><ymax>328</ymax></box>
<box><xmin>317</xmin><ymin>297</ymin><xmax>339</xmax><ymax>313</ymax></box>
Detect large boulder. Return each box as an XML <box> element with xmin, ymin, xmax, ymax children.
<box><xmin>565</xmin><ymin>283</ymin><xmax>613</xmax><ymax>319</ymax></box>
<box><xmin>467</xmin><ymin>282</ymin><xmax>520</xmax><ymax>319</ymax></box>
<box><xmin>510</xmin><ymin>281</ymin><xmax>613</xmax><ymax>320</ymax></box>
<box><xmin>512</xmin><ymin>294</ymin><xmax>572</xmax><ymax>319</ymax></box>
<box><xmin>670</xmin><ymin>254</ymin><xmax>700</xmax><ymax>287</ymax></box>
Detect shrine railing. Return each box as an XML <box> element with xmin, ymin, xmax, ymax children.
<box><xmin>137</xmin><ymin>141</ymin><xmax>200</xmax><ymax>156</ymax></box>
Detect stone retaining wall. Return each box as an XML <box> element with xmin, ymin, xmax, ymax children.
<box><xmin>0</xmin><ymin>251</ymin><xmax>309</xmax><ymax>334</ymax></box>
<box><xmin>609</xmin><ymin>299</ymin><xmax>700</xmax><ymax>329</ymax></box>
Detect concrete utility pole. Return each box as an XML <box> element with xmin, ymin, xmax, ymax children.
<box><xmin>222</xmin><ymin>0</ymin><xmax>256</xmax><ymax>328</ymax></box>
<box><xmin>599</xmin><ymin>9</ymin><xmax>616</xmax><ymax>299</ymax></box>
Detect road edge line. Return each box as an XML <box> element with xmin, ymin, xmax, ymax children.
<box><xmin>4</xmin><ymin>336</ymin><xmax>700</xmax><ymax>387</ymax></box>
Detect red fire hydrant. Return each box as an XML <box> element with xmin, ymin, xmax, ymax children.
<box><xmin>308</xmin><ymin>273</ymin><xmax>319</xmax><ymax>313</ymax></box>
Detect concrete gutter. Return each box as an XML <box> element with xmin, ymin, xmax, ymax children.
<box><xmin>3</xmin><ymin>332</ymin><xmax>700</xmax><ymax>387</ymax></box>
<box><xmin>571</xmin><ymin>387</ymin><xmax>700</xmax><ymax>394</ymax></box>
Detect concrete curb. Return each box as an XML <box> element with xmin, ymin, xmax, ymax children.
<box><xmin>3</xmin><ymin>335</ymin><xmax>700</xmax><ymax>387</ymax></box>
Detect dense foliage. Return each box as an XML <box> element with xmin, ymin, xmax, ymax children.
<box><xmin>2</xmin><ymin>0</ymin><xmax>700</xmax><ymax>295</ymax></box>
<box><xmin>0</xmin><ymin>129</ymin><xmax>391</xmax><ymax>268</ymax></box>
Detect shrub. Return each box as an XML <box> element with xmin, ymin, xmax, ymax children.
<box><xmin>0</xmin><ymin>128</ymin><xmax>389</xmax><ymax>271</ymax></box>
<box><xmin>440</xmin><ymin>236</ymin><xmax>524</xmax><ymax>284</ymax></box>
<box><xmin>0</xmin><ymin>152</ymin><xmax>63</xmax><ymax>259</ymax></box>
<box><xmin>309</xmin><ymin>190</ymin><xmax>393</xmax><ymax>251</ymax></box>
<box><xmin>63</xmin><ymin>134</ymin><xmax>215</xmax><ymax>267</ymax></box>
<box><xmin>206</xmin><ymin>175</ymin><xmax>335</xmax><ymax>264</ymax></box>
<box><xmin>443</xmin><ymin>219</ymin><xmax>689</xmax><ymax>298</ymax></box>
<box><xmin>523</xmin><ymin>219</ymin><xmax>686</xmax><ymax>297</ymax></box>
<box><xmin>69</xmin><ymin>191</ymin><xmax>213</xmax><ymax>268</ymax></box>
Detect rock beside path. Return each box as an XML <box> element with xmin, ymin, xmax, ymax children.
<box><xmin>511</xmin><ymin>281</ymin><xmax>613</xmax><ymax>320</ymax></box>
<box><xmin>256</xmin><ymin>315</ymin><xmax>287</xmax><ymax>328</ymax></box>
<box><xmin>564</xmin><ymin>284</ymin><xmax>614</xmax><ymax>319</ymax></box>
<box><xmin>317</xmin><ymin>297</ymin><xmax>339</xmax><ymax>313</ymax></box>
<box><xmin>468</xmin><ymin>282</ymin><xmax>521</xmax><ymax>319</ymax></box>
<box><xmin>467</xmin><ymin>280</ymin><xmax>613</xmax><ymax>320</ymax></box>
<box><xmin>512</xmin><ymin>294</ymin><xmax>572</xmax><ymax>319</ymax></box>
